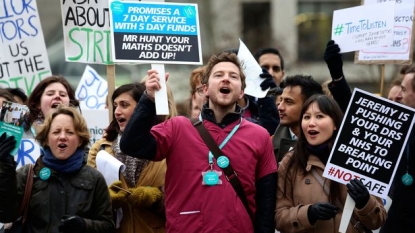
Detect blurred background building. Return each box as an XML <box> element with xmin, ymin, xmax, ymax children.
<box><xmin>39</xmin><ymin>0</ymin><xmax>407</xmax><ymax>103</ymax></box>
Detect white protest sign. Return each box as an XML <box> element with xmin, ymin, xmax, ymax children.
<box><xmin>358</xmin><ymin>0</ymin><xmax>415</xmax><ymax>61</ymax></box>
<box><xmin>82</xmin><ymin>109</ymin><xmax>109</xmax><ymax>145</ymax></box>
<box><xmin>0</xmin><ymin>0</ymin><xmax>51</xmax><ymax>95</ymax></box>
<box><xmin>76</xmin><ymin>65</ymin><xmax>108</xmax><ymax>110</ymax></box>
<box><xmin>96</xmin><ymin>150</ymin><xmax>126</xmax><ymax>186</ymax></box>
<box><xmin>237</xmin><ymin>39</ymin><xmax>268</xmax><ymax>98</ymax></box>
<box><xmin>109</xmin><ymin>0</ymin><xmax>202</xmax><ymax>64</ymax></box>
<box><xmin>331</xmin><ymin>2</ymin><xmax>395</xmax><ymax>53</ymax></box>
<box><xmin>16</xmin><ymin>139</ymin><xmax>41</xmax><ymax>169</ymax></box>
<box><xmin>323</xmin><ymin>88</ymin><xmax>415</xmax><ymax>199</ymax></box>
<box><xmin>61</xmin><ymin>0</ymin><xmax>112</xmax><ymax>64</ymax></box>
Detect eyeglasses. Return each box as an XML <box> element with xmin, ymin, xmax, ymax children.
<box><xmin>195</xmin><ymin>86</ymin><xmax>204</xmax><ymax>96</ymax></box>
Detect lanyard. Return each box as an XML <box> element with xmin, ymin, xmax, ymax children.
<box><xmin>198</xmin><ymin>115</ymin><xmax>242</xmax><ymax>164</ymax></box>
<box><xmin>30</xmin><ymin>126</ymin><xmax>37</xmax><ymax>137</ymax></box>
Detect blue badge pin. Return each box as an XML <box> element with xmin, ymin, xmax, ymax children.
<box><xmin>217</xmin><ymin>156</ymin><xmax>229</xmax><ymax>169</ymax></box>
<box><xmin>402</xmin><ymin>173</ymin><xmax>413</xmax><ymax>186</ymax></box>
<box><xmin>39</xmin><ymin>167</ymin><xmax>51</xmax><ymax>180</ymax></box>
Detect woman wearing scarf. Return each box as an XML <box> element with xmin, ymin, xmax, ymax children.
<box><xmin>0</xmin><ymin>106</ymin><xmax>114</xmax><ymax>233</ymax></box>
<box><xmin>276</xmin><ymin>94</ymin><xmax>386</xmax><ymax>233</ymax></box>
<box><xmin>87</xmin><ymin>82</ymin><xmax>177</xmax><ymax>233</ymax></box>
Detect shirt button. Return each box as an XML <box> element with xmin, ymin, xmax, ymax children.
<box><xmin>60</xmin><ymin>191</ymin><xmax>64</xmax><ymax>195</ymax></box>
<box><xmin>305</xmin><ymin>179</ymin><xmax>311</xmax><ymax>184</ymax></box>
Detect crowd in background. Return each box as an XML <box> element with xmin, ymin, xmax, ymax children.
<box><xmin>0</xmin><ymin>39</ymin><xmax>413</xmax><ymax>233</ymax></box>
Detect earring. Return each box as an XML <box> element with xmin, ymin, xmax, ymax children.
<box><xmin>36</xmin><ymin>112</ymin><xmax>43</xmax><ymax>125</ymax></box>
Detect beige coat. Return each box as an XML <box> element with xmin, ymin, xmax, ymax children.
<box><xmin>88</xmin><ymin>138</ymin><xmax>166</xmax><ymax>233</ymax></box>
<box><xmin>276</xmin><ymin>153</ymin><xmax>386</xmax><ymax>233</ymax></box>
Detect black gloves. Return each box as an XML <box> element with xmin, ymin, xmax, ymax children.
<box><xmin>0</xmin><ymin>132</ymin><xmax>16</xmax><ymax>164</ymax></box>
<box><xmin>324</xmin><ymin>40</ymin><xmax>344</xmax><ymax>80</ymax></box>
<box><xmin>259</xmin><ymin>68</ymin><xmax>277</xmax><ymax>91</ymax></box>
<box><xmin>347</xmin><ymin>178</ymin><xmax>370</xmax><ymax>209</ymax></box>
<box><xmin>307</xmin><ymin>202</ymin><xmax>339</xmax><ymax>225</ymax></box>
<box><xmin>58</xmin><ymin>215</ymin><xmax>85</xmax><ymax>233</ymax></box>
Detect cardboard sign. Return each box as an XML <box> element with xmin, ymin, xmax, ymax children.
<box><xmin>356</xmin><ymin>0</ymin><xmax>415</xmax><ymax>64</ymax></box>
<box><xmin>0</xmin><ymin>0</ymin><xmax>51</xmax><ymax>95</ymax></box>
<box><xmin>16</xmin><ymin>139</ymin><xmax>41</xmax><ymax>169</ymax></box>
<box><xmin>109</xmin><ymin>1</ymin><xmax>202</xmax><ymax>64</ymax></box>
<box><xmin>323</xmin><ymin>88</ymin><xmax>415</xmax><ymax>198</ymax></box>
<box><xmin>331</xmin><ymin>2</ymin><xmax>395</xmax><ymax>53</ymax></box>
<box><xmin>76</xmin><ymin>65</ymin><xmax>108</xmax><ymax>110</ymax></box>
<box><xmin>82</xmin><ymin>109</ymin><xmax>109</xmax><ymax>145</ymax></box>
<box><xmin>61</xmin><ymin>0</ymin><xmax>113</xmax><ymax>64</ymax></box>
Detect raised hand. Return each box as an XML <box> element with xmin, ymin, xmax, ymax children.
<box><xmin>0</xmin><ymin>132</ymin><xmax>16</xmax><ymax>164</ymax></box>
<box><xmin>323</xmin><ymin>40</ymin><xmax>344</xmax><ymax>80</ymax></box>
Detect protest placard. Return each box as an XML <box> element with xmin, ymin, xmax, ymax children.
<box><xmin>16</xmin><ymin>139</ymin><xmax>41</xmax><ymax>169</ymax></box>
<box><xmin>82</xmin><ymin>109</ymin><xmax>109</xmax><ymax>145</ymax></box>
<box><xmin>356</xmin><ymin>0</ymin><xmax>415</xmax><ymax>64</ymax></box>
<box><xmin>323</xmin><ymin>88</ymin><xmax>415</xmax><ymax>198</ymax></box>
<box><xmin>61</xmin><ymin>0</ymin><xmax>113</xmax><ymax>64</ymax></box>
<box><xmin>109</xmin><ymin>1</ymin><xmax>202</xmax><ymax>64</ymax></box>
<box><xmin>237</xmin><ymin>39</ymin><xmax>268</xmax><ymax>98</ymax></box>
<box><xmin>0</xmin><ymin>0</ymin><xmax>51</xmax><ymax>95</ymax></box>
<box><xmin>75</xmin><ymin>65</ymin><xmax>108</xmax><ymax>110</ymax></box>
<box><xmin>331</xmin><ymin>2</ymin><xmax>395</xmax><ymax>53</ymax></box>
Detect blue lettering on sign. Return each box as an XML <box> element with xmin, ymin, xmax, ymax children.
<box><xmin>0</xmin><ymin>0</ymin><xmax>39</xmax><ymax>43</ymax></box>
<box><xmin>16</xmin><ymin>139</ymin><xmax>36</xmax><ymax>166</ymax></box>
<box><xmin>77</xmin><ymin>69</ymin><xmax>107</xmax><ymax>109</ymax></box>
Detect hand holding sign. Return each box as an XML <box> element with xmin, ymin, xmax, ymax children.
<box><xmin>0</xmin><ymin>132</ymin><xmax>16</xmax><ymax>164</ymax></box>
<box><xmin>259</xmin><ymin>68</ymin><xmax>277</xmax><ymax>91</ymax></box>
<box><xmin>347</xmin><ymin>178</ymin><xmax>370</xmax><ymax>209</ymax></box>
<box><xmin>145</xmin><ymin>69</ymin><xmax>169</xmax><ymax>100</ymax></box>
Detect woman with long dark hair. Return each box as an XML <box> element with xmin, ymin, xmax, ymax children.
<box><xmin>276</xmin><ymin>94</ymin><xmax>386</xmax><ymax>233</ymax></box>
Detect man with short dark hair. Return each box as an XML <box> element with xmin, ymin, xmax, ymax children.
<box><xmin>272</xmin><ymin>40</ymin><xmax>352</xmax><ymax>162</ymax></box>
<box><xmin>255</xmin><ymin>48</ymin><xmax>285</xmax><ymax>86</ymax></box>
<box><xmin>272</xmin><ymin>75</ymin><xmax>324</xmax><ymax>162</ymax></box>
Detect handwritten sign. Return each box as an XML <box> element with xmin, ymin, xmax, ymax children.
<box><xmin>16</xmin><ymin>139</ymin><xmax>41</xmax><ymax>169</ymax></box>
<box><xmin>61</xmin><ymin>0</ymin><xmax>113</xmax><ymax>64</ymax></box>
<box><xmin>109</xmin><ymin>1</ymin><xmax>202</xmax><ymax>64</ymax></box>
<box><xmin>0</xmin><ymin>0</ymin><xmax>51</xmax><ymax>95</ymax></box>
<box><xmin>357</xmin><ymin>0</ymin><xmax>415</xmax><ymax>62</ymax></box>
<box><xmin>75</xmin><ymin>65</ymin><xmax>108</xmax><ymax>110</ymax></box>
<box><xmin>331</xmin><ymin>2</ymin><xmax>395</xmax><ymax>53</ymax></box>
<box><xmin>323</xmin><ymin>88</ymin><xmax>415</xmax><ymax>198</ymax></box>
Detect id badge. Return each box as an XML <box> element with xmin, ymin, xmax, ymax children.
<box><xmin>202</xmin><ymin>170</ymin><xmax>222</xmax><ymax>186</ymax></box>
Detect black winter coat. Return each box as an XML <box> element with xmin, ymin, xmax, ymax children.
<box><xmin>0</xmin><ymin>158</ymin><xmax>114</xmax><ymax>233</ymax></box>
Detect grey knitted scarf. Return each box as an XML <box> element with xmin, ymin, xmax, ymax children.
<box><xmin>113</xmin><ymin>134</ymin><xmax>149</xmax><ymax>187</ymax></box>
